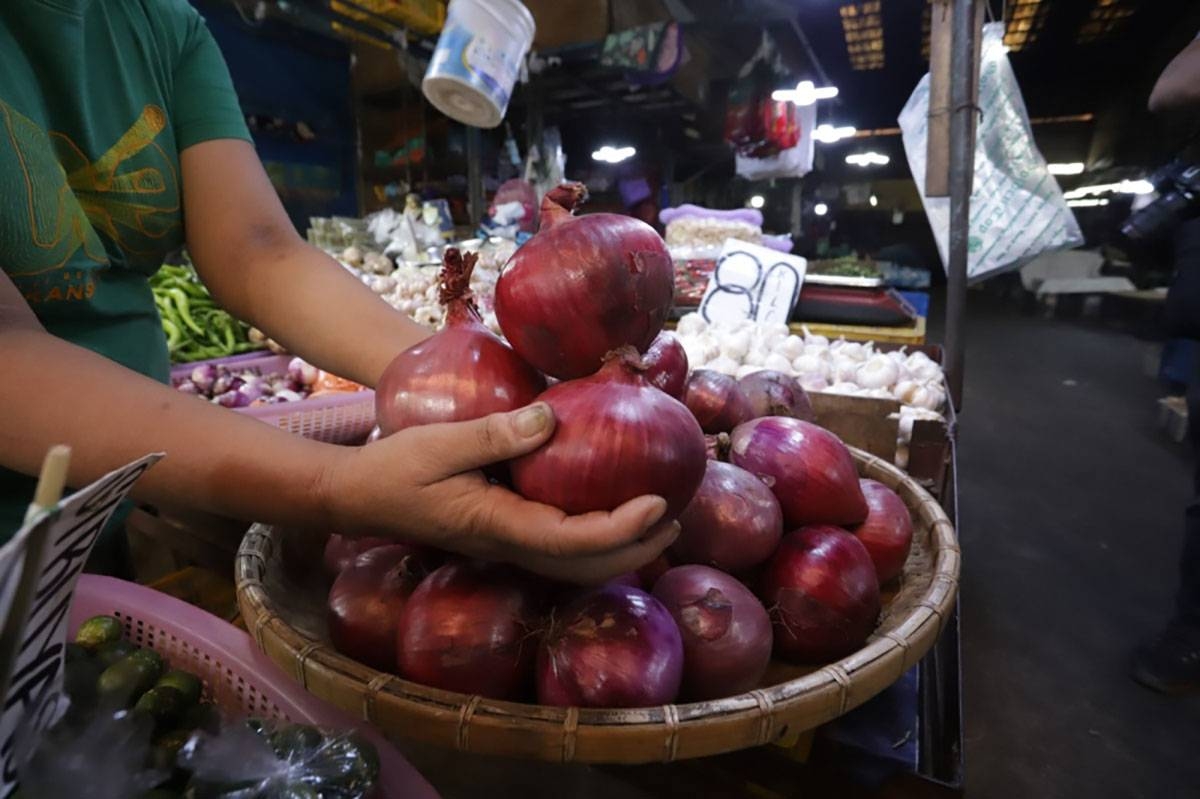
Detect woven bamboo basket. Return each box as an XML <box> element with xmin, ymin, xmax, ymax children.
<box><xmin>235</xmin><ymin>448</ymin><xmax>958</xmax><ymax>764</ymax></box>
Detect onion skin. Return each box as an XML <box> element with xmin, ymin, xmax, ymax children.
<box><xmin>510</xmin><ymin>348</ymin><xmax>707</xmax><ymax>520</ymax></box>
<box><xmin>760</xmin><ymin>526</ymin><xmax>881</xmax><ymax>663</ymax></box>
<box><xmin>642</xmin><ymin>332</ymin><xmax>689</xmax><ymax>399</ymax></box>
<box><xmin>672</xmin><ymin>461</ymin><xmax>783</xmax><ymax>574</ymax></box>
<box><xmin>737</xmin><ymin>370</ymin><xmax>815</xmax><ymax>422</ymax></box>
<box><xmin>704</xmin><ymin>433</ymin><xmax>731</xmax><ymax>461</ymax></box>
<box><xmin>729</xmin><ymin>417</ymin><xmax>868</xmax><ymax>527</ymax></box>
<box><xmin>653</xmin><ymin>566</ymin><xmax>772</xmax><ymax>700</ymax></box>
<box><xmin>495</xmin><ymin>182</ymin><xmax>674</xmax><ymax>380</ymax></box>
<box><xmin>851</xmin><ymin>479</ymin><xmax>914</xmax><ymax>584</ymax></box>
<box><xmin>537</xmin><ymin>584</ymin><xmax>683</xmax><ymax>708</ymax></box>
<box><xmin>396</xmin><ymin>562</ymin><xmax>546</xmax><ymax>700</ymax></box>
<box><xmin>323</xmin><ymin>533</ymin><xmax>394</xmax><ymax>578</ymax></box>
<box><xmin>635</xmin><ymin>553</ymin><xmax>673</xmax><ymax>591</ymax></box>
<box><xmin>327</xmin><ymin>545</ymin><xmax>430</xmax><ymax>672</ymax></box>
<box><xmin>685</xmin><ymin>370</ymin><xmax>756</xmax><ymax>434</ymax></box>
<box><xmin>376</xmin><ymin>248</ymin><xmax>545</xmax><ymax>435</ymax></box>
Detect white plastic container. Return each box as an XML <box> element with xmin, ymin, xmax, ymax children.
<box><xmin>422</xmin><ymin>0</ymin><xmax>535</xmax><ymax>128</ymax></box>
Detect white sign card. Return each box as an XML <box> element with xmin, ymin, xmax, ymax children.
<box><xmin>698</xmin><ymin>238</ymin><xmax>807</xmax><ymax>326</ymax></box>
<box><xmin>0</xmin><ymin>453</ymin><xmax>161</xmax><ymax>797</ymax></box>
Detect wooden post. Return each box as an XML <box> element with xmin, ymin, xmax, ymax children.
<box><xmin>925</xmin><ymin>0</ymin><xmax>953</xmax><ymax>198</ymax></box>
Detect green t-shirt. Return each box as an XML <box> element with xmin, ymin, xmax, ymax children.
<box><xmin>0</xmin><ymin>0</ymin><xmax>251</xmax><ymax>538</ymax></box>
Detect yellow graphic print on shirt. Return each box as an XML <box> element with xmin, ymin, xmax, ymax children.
<box><xmin>1</xmin><ymin>100</ymin><xmax>180</xmax><ymax>304</ymax></box>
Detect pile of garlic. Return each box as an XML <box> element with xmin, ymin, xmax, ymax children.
<box><xmin>674</xmin><ymin>313</ymin><xmax>947</xmax><ymax>469</ymax></box>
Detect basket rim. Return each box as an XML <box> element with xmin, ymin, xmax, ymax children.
<box><xmin>235</xmin><ymin>447</ymin><xmax>959</xmax><ymax>760</ymax></box>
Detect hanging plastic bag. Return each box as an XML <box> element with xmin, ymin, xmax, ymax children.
<box><xmin>735</xmin><ymin>102</ymin><xmax>816</xmax><ymax>181</ymax></box>
<box><xmin>899</xmin><ymin>23</ymin><xmax>1083</xmax><ymax>281</ymax></box>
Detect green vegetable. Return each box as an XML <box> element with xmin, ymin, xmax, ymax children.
<box><xmin>269</xmin><ymin>724</ymin><xmax>323</xmax><ymax>761</ymax></box>
<box><xmin>134</xmin><ymin>686</ymin><xmax>187</xmax><ymax>727</ymax></box>
<box><xmin>95</xmin><ymin>638</ymin><xmax>138</xmax><ymax>668</ymax></box>
<box><xmin>64</xmin><ymin>642</ymin><xmax>89</xmax><ymax>663</ymax></box>
<box><xmin>75</xmin><ymin>615</ymin><xmax>122</xmax><ymax>649</ymax></box>
<box><xmin>97</xmin><ymin>650</ymin><xmax>163</xmax><ymax>707</ymax></box>
<box><xmin>156</xmin><ymin>669</ymin><xmax>203</xmax><ymax>707</ymax></box>
<box><xmin>179</xmin><ymin>701</ymin><xmax>221</xmax><ymax>735</ymax></box>
<box><xmin>150</xmin><ymin>258</ymin><xmax>254</xmax><ymax>364</ymax></box>
<box><xmin>62</xmin><ymin>656</ymin><xmax>102</xmax><ymax>706</ymax></box>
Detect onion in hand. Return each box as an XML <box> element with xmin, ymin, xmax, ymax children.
<box><xmin>760</xmin><ymin>526</ymin><xmax>881</xmax><ymax>663</ymax></box>
<box><xmin>851</xmin><ymin>479</ymin><xmax>913</xmax><ymax>584</ymax></box>
<box><xmin>510</xmin><ymin>347</ymin><xmax>706</xmax><ymax>521</ymax></box>
<box><xmin>730</xmin><ymin>417</ymin><xmax>868</xmax><ymax>527</ymax></box>
<box><xmin>376</xmin><ymin>248</ymin><xmax>545</xmax><ymax>434</ymax></box>
<box><xmin>653</xmin><ymin>566</ymin><xmax>772</xmax><ymax>700</ymax></box>
<box><xmin>495</xmin><ymin>182</ymin><xmax>674</xmax><ymax>379</ymax></box>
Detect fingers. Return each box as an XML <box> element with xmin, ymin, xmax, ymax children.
<box><xmin>518</xmin><ymin>521</ymin><xmax>681</xmax><ymax>585</ymax></box>
<box><xmin>400</xmin><ymin>403</ymin><xmax>555</xmax><ymax>480</ymax></box>
<box><xmin>473</xmin><ymin>489</ymin><xmax>669</xmax><ymax>557</ymax></box>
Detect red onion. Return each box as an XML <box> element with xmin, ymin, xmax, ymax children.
<box><xmin>494</xmin><ymin>182</ymin><xmax>674</xmax><ymax>380</ymax></box>
<box><xmin>635</xmin><ymin>553</ymin><xmax>673</xmax><ymax>591</ymax></box>
<box><xmin>737</xmin><ymin>370</ymin><xmax>815</xmax><ymax>421</ymax></box>
<box><xmin>323</xmin><ymin>533</ymin><xmax>393</xmax><ymax>578</ymax></box>
<box><xmin>510</xmin><ymin>347</ymin><xmax>706</xmax><ymax>520</ymax></box>
<box><xmin>537</xmin><ymin>584</ymin><xmax>683</xmax><ymax>708</ymax></box>
<box><xmin>396</xmin><ymin>561</ymin><xmax>545</xmax><ymax>699</ymax></box>
<box><xmin>852</xmin><ymin>479</ymin><xmax>914</xmax><ymax>584</ymax></box>
<box><xmin>685</xmin><ymin>370</ymin><xmax>755</xmax><ymax>434</ymax></box>
<box><xmin>642</xmin><ymin>332</ymin><xmax>689</xmax><ymax>399</ymax></box>
<box><xmin>760</xmin><ymin>526</ymin><xmax>881</xmax><ymax>663</ymax></box>
<box><xmin>704</xmin><ymin>433</ymin><xmax>731</xmax><ymax>461</ymax></box>
<box><xmin>376</xmin><ymin>248</ymin><xmax>546</xmax><ymax>434</ymax></box>
<box><xmin>327</xmin><ymin>545</ymin><xmax>430</xmax><ymax>671</ymax></box>
<box><xmin>729</xmin><ymin>417</ymin><xmax>868</xmax><ymax>527</ymax></box>
<box><xmin>671</xmin><ymin>461</ymin><xmax>783</xmax><ymax>574</ymax></box>
<box><xmin>652</xmin><ymin>566</ymin><xmax>772</xmax><ymax>700</ymax></box>
<box><xmin>607</xmin><ymin>572</ymin><xmax>643</xmax><ymax>589</ymax></box>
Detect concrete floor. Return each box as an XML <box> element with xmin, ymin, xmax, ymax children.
<box><xmin>954</xmin><ymin>294</ymin><xmax>1200</xmax><ymax>798</ymax></box>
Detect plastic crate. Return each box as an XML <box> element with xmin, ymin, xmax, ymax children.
<box><xmin>170</xmin><ymin>353</ymin><xmax>375</xmax><ymax>445</ymax></box>
<box><xmin>68</xmin><ymin>574</ymin><xmax>437</xmax><ymax>798</ymax></box>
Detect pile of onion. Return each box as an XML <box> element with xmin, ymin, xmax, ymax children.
<box><xmin>375</xmin><ymin>248</ymin><xmax>545</xmax><ymax>434</ymax></box>
<box><xmin>510</xmin><ymin>347</ymin><xmax>707</xmax><ymax>520</ymax></box>
<box><xmin>396</xmin><ymin>562</ymin><xmax>546</xmax><ymax>700</ymax></box>
<box><xmin>685</xmin><ymin>370</ymin><xmax>754</xmax><ymax>434</ymax></box>
<box><xmin>672</xmin><ymin>461</ymin><xmax>783</xmax><ymax>574</ymax></box>
<box><xmin>737</xmin><ymin>370</ymin><xmax>814</xmax><ymax>421</ymax></box>
<box><xmin>494</xmin><ymin>182</ymin><xmax>674</xmax><ymax>380</ymax></box>
<box><xmin>852</xmin><ymin>479</ymin><xmax>913</xmax><ymax>584</ymax></box>
<box><xmin>323</xmin><ymin>533</ymin><xmax>393</xmax><ymax>578</ymax></box>
<box><xmin>642</xmin><ymin>332</ymin><xmax>689</xmax><ymax>399</ymax></box>
<box><xmin>327</xmin><ymin>545</ymin><xmax>432</xmax><ymax>671</ymax></box>
<box><xmin>537</xmin><ymin>584</ymin><xmax>683</xmax><ymax>708</ymax></box>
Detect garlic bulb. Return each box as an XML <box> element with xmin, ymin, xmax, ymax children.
<box><xmin>744</xmin><ymin>346</ymin><xmax>768</xmax><ymax>367</ymax></box>
<box><xmin>911</xmin><ymin>383</ymin><xmax>945</xmax><ymax>411</ymax></box>
<box><xmin>855</xmin><ymin>354</ymin><xmax>900</xmax><ymax>389</ymax></box>
<box><xmin>895</xmin><ymin>444</ymin><xmax>910</xmax><ymax>470</ymax></box>
<box><xmin>721</xmin><ymin>330</ymin><xmax>752</xmax><ymax>361</ymax></box>
<box><xmin>763</xmin><ymin>353</ymin><xmax>793</xmax><ymax>372</ymax></box>
<box><xmin>708</xmin><ymin>355</ymin><xmax>741</xmax><ymax>376</ymax></box>
<box><xmin>776</xmin><ymin>334</ymin><xmax>806</xmax><ymax>361</ymax></box>
<box><xmin>682</xmin><ymin>341</ymin><xmax>709</xmax><ymax>370</ymax></box>
<box><xmin>736</xmin><ymin>364</ymin><xmax>765</xmax><ymax>380</ymax></box>
<box><xmin>832</xmin><ymin>356</ymin><xmax>860</xmax><ymax>383</ymax></box>
<box><xmin>798</xmin><ymin>374</ymin><xmax>829</xmax><ymax>392</ymax></box>
<box><xmin>760</xmin><ymin>322</ymin><xmax>791</xmax><ymax>346</ymax></box>
<box><xmin>828</xmin><ymin>381</ymin><xmax>860</xmax><ymax>395</ymax></box>
<box><xmin>832</xmin><ymin>339</ymin><xmax>871</xmax><ymax>362</ymax></box>
<box><xmin>792</xmin><ymin>354</ymin><xmax>830</xmax><ymax>382</ymax></box>
<box><xmin>800</xmin><ymin>326</ymin><xmax>828</xmax><ymax>347</ymax></box>
<box><xmin>892</xmin><ymin>380</ymin><xmax>919</xmax><ymax>404</ymax></box>
<box><xmin>905</xmin><ymin>351</ymin><xmax>942</xmax><ymax>383</ymax></box>
<box><xmin>677</xmin><ymin>312</ymin><xmax>707</xmax><ymax>337</ymax></box>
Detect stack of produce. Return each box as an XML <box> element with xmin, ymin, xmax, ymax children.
<box><xmin>322</xmin><ymin>182</ymin><xmax>916</xmax><ymax>709</ymax></box>
<box><xmin>150</xmin><ymin>261</ymin><xmax>257</xmax><ymax>364</ymax></box>
<box><xmin>173</xmin><ymin>357</ymin><xmax>365</xmax><ymax>408</ymax></box>
<box><xmin>19</xmin><ymin>616</ymin><xmax>380</xmax><ymax>798</ymax></box>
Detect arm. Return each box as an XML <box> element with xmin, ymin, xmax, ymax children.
<box><xmin>0</xmin><ymin>273</ymin><xmax>676</xmax><ymax>582</ymax></box>
<box><xmin>1150</xmin><ymin>39</ymin><xmax>1200</xmax><ymax>113</ymax></box>
<box><xmin>181</xmin><ymin>139</ymin><xmax>426</xmax><ymax>388</ymax></box>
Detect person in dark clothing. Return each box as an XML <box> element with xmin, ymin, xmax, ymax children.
<box><xmin>1130</xmin><ymin>38</ymin><xmax>1200</xmax><ymax>693</ymax></box>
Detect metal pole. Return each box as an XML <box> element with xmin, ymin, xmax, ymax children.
<box><xmin>945</xmin><ymin>0</ymin><xmax>982</xmax><ymax>409</ymax></box>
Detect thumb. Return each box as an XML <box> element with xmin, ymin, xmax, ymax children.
<box><xmin>408</xmin><ymin>402</ymin><xmax>555</xmax><ymax>478</ymax></box>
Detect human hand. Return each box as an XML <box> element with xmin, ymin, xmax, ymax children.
<box><xmin>322</xmin><ymin>403</ymin><xmax>680</xmax><ymax>584</ymax></box>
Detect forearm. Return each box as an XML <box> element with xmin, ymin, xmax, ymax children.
<box><xmin>214</xmin><ymin>240</ymin><xmax>429</xmax><ymax>388</ymax></box>
<box><xmin>0</xmin><ymin>327</ymin><xmax>343</xmax><ymax>527</ymax></box>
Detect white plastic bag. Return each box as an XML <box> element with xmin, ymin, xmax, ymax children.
<box><xmin>735</xmin><ymin>103</ymin><xmax>816</xmax><ymax>181</ymax></box>
<box><xmin>899</xmin><ymin>23</ymin><xmax>1083</xmax><ymax>281</ymax></box>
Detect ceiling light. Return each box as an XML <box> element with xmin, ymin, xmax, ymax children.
<box><xmin>591</xmin><ymin>145</ymin><xmax>636</xmax><ymax>164</ymax></box>
<box><xmin>749</xmin><ymin>195</ymin><xmax>765</xmax><ymax>209</ymax></box>
<box><xmin>813</xmin><ymin>124</ymin><xmax>858</xmax><ymax>144</ymax></box>
<box><xmin>771</xmin><ymin>80</ymin><xmax>839</xmax><ymax>106</ymax></box>
<box><xmin>814</xmin><ymin>202</ymin><xmax>829</xmax><ymax>216</ymax></box>
<box><xmin>1066</xmin><ymin>198</ymin><xmax>1110</xmax><ymax>208</ymax></box>
<box><xmin>1064</xmin><ymin>178</ymin><xmax>1155</xmax><ymax>199</ymax></box>
<box><xmin>846</xmin><ymin>152</ymin><xmax>890</xmax><ymax>167</ymax></box>
<box><xmin>1047</xmin><ymin>162</ymin><xmax>1085</xmax><ymax>175</ymax></box>
<box><xmin>869</xmin><ymin>194</ymin><xmax>878</xmax><ymax>207</ymax></box>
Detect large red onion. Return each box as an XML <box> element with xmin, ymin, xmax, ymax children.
<box><xmin>510</xmin><ymin>347</ymin><xmax>706</xmax><ymax>520</ymax></box>
<box><xmin>671</xmin><ymin>461</ymin><xmax>783</xmax><ymax>574</ymax></box>
<box><xmin>760</xmin><ymin>526</ymin><xmax>881</xmax><ymax>663</ymax></box>
<box><xmin>494</xmin><ymin>182</ymin><xmax>674</xmax><ymax>380</ymax></box>
<box><xmin>729</xmin><ymin>417</ymin><xmax>868</xmax><ymax>527</ymax></box>
<box><xmin>738</xmin><ymin>370</ymin><xmax>815</xmax><ymax>421</ymax></box>
<box><xmin>685</xmin><ymin>370</ymin><xmax>755</xmax><ymax>434</ymax></box>
<box><xmin>537</xmin><ymin>584</ymin><xmax>683</xmax><ymax>708</ymax></box>
<box><xmin>327</xmin><ymin>545</ymin><xmax>431</xmax><ymax>671</ymax></box>
<box><xmin>642</xmin><ymin>332</ymin><xmax>689</xmax><ymax>399</ymax></box>
<box><xmin>396</xmin><ymin>562</ymin><xmax>545</xmax><ymax>699</ymax></box>
<box><xmin>852</xmin><ymin>479</ymin><xmax>914</xmax><ymax>584</ymax></box>
<box><xmin>323</xmin><ymin>533</ymin><xmax>393</xmax><ymax>578</ymax></box>
<box><xmin>652</xmin><ymin>566</ymin><xmax>772</xmax><ymax>700</ymax></box>
<box><xmin>635</xmin><ymin>552</ymin><xmax>673</xmax><ymax>591</ymax></box>
<box><xmin>376</xmin><ymin>248</ymin><xmax>546</xmax><ymax>434</ymax></box>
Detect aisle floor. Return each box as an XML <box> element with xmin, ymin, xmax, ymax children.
<box><xmin>954</xmin><ymin>294</ymin><xmax>1200</xmax><ymax>798</ymax></box>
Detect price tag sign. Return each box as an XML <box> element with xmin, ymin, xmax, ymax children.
<box><xmin>698</xmin><ymin>239</ymin><xmax>807</xmax><ymax>326</ymax></box>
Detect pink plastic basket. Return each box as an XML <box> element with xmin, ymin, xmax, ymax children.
<box><xmin>68</xmin><ymin>574</ymin><xmax>437</xmax><ymax>799</ymax></box>
<box><xmin>170</xmin><ymin>353</ymin><xmax>376</xmax><ymax>445</ymax></box>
